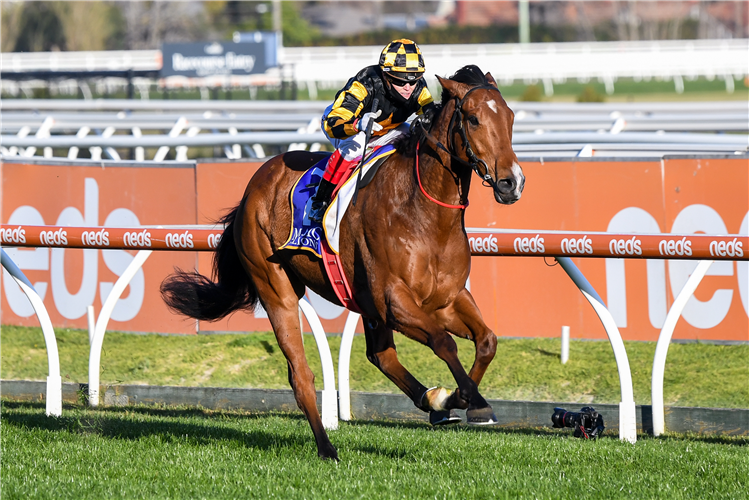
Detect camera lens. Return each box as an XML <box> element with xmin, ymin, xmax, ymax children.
<box><xmin>552</xmin><ymin>407</ymin><xmax>575</xmax><ymax>428</ymax></box>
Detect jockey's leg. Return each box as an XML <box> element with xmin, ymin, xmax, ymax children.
<box><xmin>309</xmin><ymin>132</ymin><xmax>366</xmax><ymax>222</ymax></box>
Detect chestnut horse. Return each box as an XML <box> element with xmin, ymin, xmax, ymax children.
<box><xmin>161</xmin><ymin>65</ymin><xmax>524</xmax><ymax>460</ymax></box>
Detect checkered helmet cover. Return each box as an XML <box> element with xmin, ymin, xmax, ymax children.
<box><xmin>379</xmin><ymin>39</ymin><xmax>425</xmax><ymax>75</ymax></box>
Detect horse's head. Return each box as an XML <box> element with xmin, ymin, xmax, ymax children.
<box><xmin>436</xmin><ymin>66</ymin><xmax>524</xmax><ymax>205</ymax></box>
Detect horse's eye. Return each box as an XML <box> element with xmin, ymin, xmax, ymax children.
<box><xmin>468</xmin><ymin>115</ymin><xmax>479</xmax><ymax>126</ymax></box>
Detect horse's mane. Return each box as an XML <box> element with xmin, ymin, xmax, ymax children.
<box><xmin>395</xmin><ymin>64</ymin><xmax>489</xmax><ymax>156</ymax></box>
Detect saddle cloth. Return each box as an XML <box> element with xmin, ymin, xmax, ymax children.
<box><xmin>279</xmin><ymin>144</ymin><xmax>396</xmax><ymax>256</ymax></box>
<box><xmin>279</xmin><ymin>145</ymin><xmax>396</xmax><ymax>314</ymax></box>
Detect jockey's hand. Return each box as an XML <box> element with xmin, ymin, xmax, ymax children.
<box><xmin>410</xmin><ymin>107</ymin><xmax>436</xmax><ymax>133</ymax></box>
<box><xmin>357</xmin><ymin>110</ymin><xmax>383</xmax><ymax>132</ymax></box>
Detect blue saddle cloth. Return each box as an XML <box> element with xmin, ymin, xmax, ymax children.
<box><xmin>280</xmin><ymin>154</ymin><xmax>331</xmax><ymax>258</ymax></box>
<box><xmin>280</xmin><ymin>144</ymin><xmax>395</xmax><ymax>258</ymax></box>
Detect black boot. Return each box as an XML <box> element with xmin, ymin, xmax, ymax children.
<box><xmin>309</xmin><ymin>178</ymin><xmax>336</xmax><ymax>223</ymax></box>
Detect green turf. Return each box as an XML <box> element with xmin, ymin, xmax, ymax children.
<box><xmin>2</xmin><ymin>401</ymin><xmax>746</xmax><ymax>500</ymax></box>
<box><xmin>3</xmin><ymin>325</ymin><xmax>747</xmax><ymax>408</ymax></box>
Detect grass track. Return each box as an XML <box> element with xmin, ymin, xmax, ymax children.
<box><xmin>3</xmin><ymin>326</ymin><xmax>748</xmax><ymax>408</ymax></box>
<box><xmin>2</xmin><ymin>401</ymin><xmax>746</xmax><ymax>500</ymax></box>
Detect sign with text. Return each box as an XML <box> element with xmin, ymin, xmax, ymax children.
<box><xmin>2</xmin><ymin>157</ymin><xmax>747</xmax><ymax>342</ymax></box>
<box><xmin>161</xmin><ymin>41</ymin><xmax>269</xmax><ymax>78</ymax></box>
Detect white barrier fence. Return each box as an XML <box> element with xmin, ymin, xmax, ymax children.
<box><xmin>2</xmin><ymin>98</ymin><xmax>747</xmax><ymax>161</ymax></box>
<box><xmin>3</xmin><ymin>225</ymin><xmax>748</xmax><ymax>442</ymax></box>
<box><xmin>2</xmin><ymin>39</ymin><xmax>747</xmax><ymax>95</ymax></box>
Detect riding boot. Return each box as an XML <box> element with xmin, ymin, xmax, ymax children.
<box><xmin>309</xmin><ymin>178</ymin><xmax>336</xmax><ymax>223</ymax></box>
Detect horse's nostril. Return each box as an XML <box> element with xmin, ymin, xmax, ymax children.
<box><xmin>498</xmin><ymin>178</ymin><xmax>515</xmax><ymax>194</ymax></box>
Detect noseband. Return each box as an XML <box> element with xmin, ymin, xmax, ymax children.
<box><xmin>415</xmin><ymin>84</ymin><xmax>502</xmax><ymax>193</ymax></box>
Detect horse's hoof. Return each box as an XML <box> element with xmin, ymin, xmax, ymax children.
<box><xmin>318</xmin><ymin>443</ymin><xmax>339</xmax><ymax>461</ymax></box>
<box><xmin>420</xmin><ymin>386</ymin><xmax>451</xmax><ymax>412</ymax></box>
<box><xmin>466</xmin><ymin>406</ymin><xmax>498</xmax><ymax>425</ymax></box>
<box><xmin>429</xmin><ymin>409</ymin><xmax>462</xmax><ymax>426</ymax></box>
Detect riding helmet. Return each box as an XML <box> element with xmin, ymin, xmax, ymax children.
<box><xmin>379</xmin><ymin>38</ymin><xmax>425</xmax><ymax>84</ymax></box>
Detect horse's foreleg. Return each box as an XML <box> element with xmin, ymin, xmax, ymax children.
<box><xmin>386</xmin><ymin>284</ymin><xmax>486</xmax><ymax>412</ymax></box>
<box><xmin>437</xmin><ymin>289</ymin><xmax>498</xmax><ymax>424</ymax></box>
<box><xmin>439</xmin><ymin>288</ymin><xmax>497</xmax><ymax>387</ymax></box>
<box><xmin>363</xmin><ymin>321</ymin><xmax>429</xmax><ymax>408</ymax></box>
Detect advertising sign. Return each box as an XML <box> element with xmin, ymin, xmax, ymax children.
<box><xmin>2</xmin><ymin>157</ymin><xmax>747</xmax><ymax>342</ymax></box>
<box><xmin>161</xmin><ymin>41</ymin><xmax>269</xmax><ymax>78</ymax></box>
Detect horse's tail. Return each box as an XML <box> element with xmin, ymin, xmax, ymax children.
<box><xmin>160</xmin><ymin>204</ymin><xmax>260</xmax><ymax>321</ymax></box>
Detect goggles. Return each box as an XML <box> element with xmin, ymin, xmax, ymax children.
<box><xmin>385</xmin><ymin>71</ymin><xmax>423</xmax><ymax>86</ymax></box>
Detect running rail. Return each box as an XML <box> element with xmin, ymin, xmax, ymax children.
<box><xmin>3</xmin><ymin>225</ymin><xmax>747</xmax><ymax>440</ymax></box>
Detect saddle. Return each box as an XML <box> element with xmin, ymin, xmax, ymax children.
<box><xmin>279</xmin><ymin>145</ymin><xmax>396</xmax><ymax>313</ymax></box>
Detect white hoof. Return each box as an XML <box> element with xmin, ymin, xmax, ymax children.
<box><xmin>421</xmin><ymin>386</ymin><xmax>452</xmax><ymax>411</ymax></box>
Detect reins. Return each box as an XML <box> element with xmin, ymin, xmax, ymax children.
<box><xmin>412</xmin><ymin>84</ymin><xmax>502</xmax><ymax>209</ymax></box>
<box><xmin>415</xmin><ymin>141</ymin><xmax>468</xmax><ymax>209</ymax></box>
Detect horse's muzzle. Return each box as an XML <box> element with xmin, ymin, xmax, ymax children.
<box><xmin>494</xmin><ymin>162</ymin><xmax>525</xmax><ymax>205</ymax></box>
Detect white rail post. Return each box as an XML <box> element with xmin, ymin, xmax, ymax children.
<box><xmin>87</xmin><ymin>305</ymin><xmax>95</xmax><ymax>344</ymax></box>
<box><xmin>1</xmin><ymin>249</ymin><xmax>62</xmax><ymax>416</ymax></box>
<box><xmin>651</xmin><ymin>260</ymin><xmax>713</xmax><ymax>436</ymax></box>
<box><xmin>556</xmin><ymin>257</ymin><xmax>637</xmax><ymax>443</ymax></box>
<box><xmin>337</xmin><ymin>311</ymin><xmax>361</xmax><ymax>421</ymax></box>
<box><xmin>298</xmin><ymin>298</ymin><xmax>339</xmax><ymax>430</ymax></box>
<box><xmin>88</xmin><ymin>250</ymin><xmax>152</xmax><ymax>406</ymax></box>
<box><xmin>561</xmin><ymin>325</ymin><xmax>570</xmax><ymax>364</ymax></box>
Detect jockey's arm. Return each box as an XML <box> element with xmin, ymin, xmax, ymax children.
<box><xmin>324</xmin><ymin>78</ymin><xmax>375</xmax><ymax>140</ymax></box>
<box><xmin>416</xmin><ymin>86</ymin><xmax>435</xmax><ymax>115</ymax></box>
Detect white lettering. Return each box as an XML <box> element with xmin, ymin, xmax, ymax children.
<box><xmin>1</xmin><ymin>226</ymin><xmax>26</xmax><ymax>244</ymax></box>
<box><xmin>608</xmin><ymin>236</ymin><xmax>642</xmax><ymax>256</ymax></box>
<box><xmin>166</xmin><ymin>231</ymin><xmax>194</xmax><ymax>249</ymax></box>
<box><xmin>82</xmin><ymin>229</ymin><xmax>110</xmax><ymax>247</ymax></box>
<box><xmin>124</xmin><ymin>229</ymin><xmax>151</xmax><ymax>248</ymax></box>
<box><xmin>208</xmin><ymin>233</ymin><xmax>222</xmax><ymax>249</ymax></box>
<box><xmin>710</xmin><ymin>238</ymin><xmax>744</xmax><ymax>258</ymax></box>
<box><xmin>561</xmin><ymin>235</ymin><xmax>592</xmax><ymax>255</ymax></box>
<box><xmin>659</xmin><ymin>237</ymin><xmax>692</xmax><ymax>257</ymax></box>
<box><xmin>512</xmin><ymin>234</ymin><xmax>544</xmax><ymax>254</ymax></box>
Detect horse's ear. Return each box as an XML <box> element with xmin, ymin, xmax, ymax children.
<box><xmin>485</xmin><ymin>72</ymin><xmax>498</xmax><ymax>88</ymax></box>
<box><xmin>436</xmin><ymin>75</ymin><xmax>472</xmax><ymax>100</ymax></box>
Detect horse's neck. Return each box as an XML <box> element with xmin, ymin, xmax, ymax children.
<box><xmin>412</xmin><ymin>104</ymin><xmax>472</xmax><ymax>218</ymax></box>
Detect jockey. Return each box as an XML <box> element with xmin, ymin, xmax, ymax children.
<box><xmin>308</xmin><ymin>38</ymin><xmax>437</xmax><ymax>222</ymax></box>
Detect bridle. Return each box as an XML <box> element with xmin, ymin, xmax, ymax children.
<box><xmin>413</xmin><ymin>84</ymin><xmax>503</xmax><ymax>208</ymax></box>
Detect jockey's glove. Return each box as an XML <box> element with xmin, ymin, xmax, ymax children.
<box><xmin>356</xmin><ymin>110</ymin><xmax>383</xmax><ymax>132</ymax></box>
<box><xmin>412</xmin><ymin>106</ymin><xmax>436</xmax><ymax>131</ymax></box>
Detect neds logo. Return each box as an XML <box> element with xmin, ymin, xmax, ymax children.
<box><xmin>658</xmin><ymin>237</ymin><xmax>692</xmax><ymax>257</ymax></box>
<box><xmin>207</xmin><ymin>233</ymin><xmax>222</xmax><ymax>249</ymax></box>
<box><xmin>469</xmin><ymin>235</ymin><xmax>498</xmax><ymax>253</ymax></box>
<box><xmin>1</xmin><ymin>226</ymin><xmax>26</xmax><ymax>244</ymax></box>
<box><xmin>513</xmin><ymin>234</ymin><xmax>545</xmax><ymax>253</ymax></box>
<box><xmin>609</xmin><ymin>236</ymin><xmax>642</xmax><ymax>256</ymax></box>
<box><xmin>82</xmin><ymin>228</ymin><xmax>110</xmax><ymax>247</ymax></box>
<box><xmin>166</xmin><ymin>231</ymin><xmax>194</xmax><ymax>249</ymax></box>
<box><xmin>710</xmin><ymin>238</ymin><xmax>743</xmax><ymax>258</ymax></box>
<box><xmin>40</xmin><ymin>228</ymin><xmax>68</xmax><ymax>246</ymax></box>
<box><xmin>561</xmin><ymin>235</ymin><xmax>593</xmax><ymax>255</ymax></box>
<box><xmin>124</xmin><ymin>229</ymin><xmax>151</xmax><ymax>247</ymax></box>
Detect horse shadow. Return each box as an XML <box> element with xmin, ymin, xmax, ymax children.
<box><xmin>1</xmin><ymin>401</ymin><xmax>310</xmax><ymax>452</ymax></box>
<box><xmin>341</xmin><ymin>417</ymin><xmax>749</xmax><ymax>446</ymax></box>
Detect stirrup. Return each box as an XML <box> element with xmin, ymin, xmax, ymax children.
<box><xmin>309</xmin><ymin>201</ymin><xmax>328</xmax><ymax>223</ymax></box>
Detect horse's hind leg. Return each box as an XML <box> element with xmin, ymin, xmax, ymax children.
<box><xmin>254</xmin><ymin>277</ymin><xmax>338</xmax><ymax>459</ymax></box>
<box><xmin>236</xmin><ymin>233</ymin><xmax>337</xmax><ymax>459</ymax></box>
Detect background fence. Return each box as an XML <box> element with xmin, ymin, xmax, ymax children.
<box><xmin>2</xmin><ymin>39</ymin><xmax>747</xmax><ymax>97</ymax></box>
